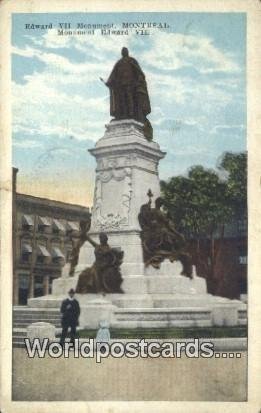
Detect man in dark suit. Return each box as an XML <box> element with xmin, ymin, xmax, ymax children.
<box><xmin>60</xmin><ymin>288</ymin><xmax>80</xmax><ymax>346</ymax></box>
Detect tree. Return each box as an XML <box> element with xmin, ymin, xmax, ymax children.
<box><xmin>219</xmin><ymin>152</ymin><xmax>247</xmax><ymax>218</ymax></box>
<box><xmin>160</xmin><ymin>152</ymin><xmax>247</xmax><ymax>295</ymax></box>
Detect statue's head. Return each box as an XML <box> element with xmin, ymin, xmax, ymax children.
<box><xmin>80</xmin><ymin>219</ymin><xmax>90</xmax><ymax>233</ymax></box>
<box><xmin>121</xmin><ymin>47</ymin><xmax>129</xmax><ymax>57</ymax></box>
<box><xmin>99</xmin><ymin>232</ymin><xmax>108</xmax><ymax>245</ymax></box>
<box><xmin>155</xmin><ymin>197</ymin><xmax>164</xmax><ymax>209</ymax></box>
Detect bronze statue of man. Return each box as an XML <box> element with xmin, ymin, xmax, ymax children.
<box><xmin>105</xmin><ymin>47</ymin><xmax>152</xmax><ymax>140</ymax></box>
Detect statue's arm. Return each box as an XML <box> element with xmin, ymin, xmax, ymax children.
<box><xmin>85</xmin><ymin>234</ymin><xmax>98</xmax><ymax>248</ymax></box>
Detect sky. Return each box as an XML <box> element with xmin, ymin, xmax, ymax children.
<box><xmin>12</xmin><ymin>12</ymin><xmax>246</xmax><ymax>206</ymax></box>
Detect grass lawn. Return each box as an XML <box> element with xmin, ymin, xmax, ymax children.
<box><xmin>75</xmin><ymin>326</ymin><xmax>247</xmax><ymax>339</ymax></box>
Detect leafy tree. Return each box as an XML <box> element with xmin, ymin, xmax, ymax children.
<box><xmin>219</xmin><ymin>152</ymin><xmax>247</xmax><ymax>218</ymax></box>
<box><xmin>160</xmin><ymin>152</ymin><xmax>247</xmax><ymax>295</ymax></box>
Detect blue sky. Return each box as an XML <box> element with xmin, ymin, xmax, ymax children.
<box><xmin>12</xmin><ymin>12</ymin><xmax>246</xmax><ymax>205</ymax></box>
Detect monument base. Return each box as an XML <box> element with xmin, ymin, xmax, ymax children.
<box><xmin>28</xmin><ymin>270</ymin><xmax>247</xmax><ymax>329</ymax></box>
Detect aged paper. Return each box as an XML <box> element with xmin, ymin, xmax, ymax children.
<box><xmin>0</xmin><ymin>0</ymin><xmax>260</xmax><ymax>412</ymax></box>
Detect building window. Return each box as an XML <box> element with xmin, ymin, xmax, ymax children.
<box><xmin>48</xmin><ymin>278</ymin><xmax>53</xmax><ymax>294</ymax></box>
<box><xmin>21</xmin><ymin>243</ymin><xmax>32</xmax><ymax>263</ymax></box>
<box><xmin>34</xmin><ymin>276</ymin><xmax>44</xmax><ymax>297</ymax></box>
<box><xmin>21</xmin><ymin>252</ymin><xmax>30</xmax><ymax>263</ymax></box>
<box><xmin>36</xmin><ymin>256</ymin><xmax>44</xmax><ymax>264</ymax></box>
<box><xmin>22</xmin><ymin>215</ymin><xmax>34</xmax><ymax>231</ymax></box>
<box><xmin>51</xmin><ymin>247</ymin><xmax>65</xmax><ymax>265</ymax></box>
<box><xmin>52</xmin><ymin>219</ymin><xmax>65</xmax><ymax>234</ymax></box>
<box><xmin>66</xmin><ymin>221</ymin><xmax>79</xmax><ymax>235</ymax></box>
<box><xmin>18</xmin><ymin>273</ymin><xmax>29</xmax><ymax>305</ymax></box>
<box><xmin>38</xmin><ymin>216</ymin><xmax>51</xmax><ymax>233</ymax></box>
<box><xmin>36</xmin><ymin>245</ymin><xmax>51</xmax><ymax>264</ymax></box>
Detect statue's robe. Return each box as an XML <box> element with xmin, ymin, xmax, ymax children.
<box><xmin>106</xmin><ymin>56</ymin><xmax>151</xmax><ymax>123</ymax></box>
<box><xmin>76</xmin><ymin>244</ymin><xmax>124</xmax><ymax>294</ymax></box>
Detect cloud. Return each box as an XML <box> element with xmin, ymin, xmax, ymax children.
<box><xmin>12</xmin><ymin>44</ymin><xmax>113</xmax><ymax>82</ymax></box>
<box><xmin>12</xmin><ymin>27</ymin><xmax>240</xmax><ymax>145</ymax></box>
<box><xmin>13</xmin><ymin>139</ymin><xmax>43</xmax><ymax>149</ymax></box>
<box><xmin>168</xmin><ymin>145</ymin><xmax>215</xmax><ymax>157</ymax></box>
<box><xmin>210</xmin><ymin>124</ymin><xmax>245</xmax><ymax>135</ymax></box>
<box><xmin>140</xmin><ymin>31</ymin><xmax>240</xmax><ymax>74</ymax></box>
<box><xmin>147</xmin><ymin>69</ymin><xmax>233</xmax><ymax>119</ymax></box>
<box><xmin>12</xmin><ymin>67</ymin><xmax>109</xmax><ymax>142</ymax></box>
<box><xmin>12</xmin><ymin>30</ymin><xmax>128</xmax><ymax>143</ymax></box>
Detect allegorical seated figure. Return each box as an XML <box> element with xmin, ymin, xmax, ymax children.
<box><xmin>138</xmin><ymin>192</ymin><xmax>193</xmax><ymax>278</ymax></box>
<box><xmin>104</xmin><ymin>47</ymin><xmax>153</xmax><ymax>141</ymax></box>
<box><xmin>76</xmin><ymin>232</ymin><xmax>124</xmax><ymax>294</ymax></box>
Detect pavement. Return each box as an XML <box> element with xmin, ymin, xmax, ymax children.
<box><xmin>12</xmin><ymin>347</ymin><xmax>247</xmax><ymax>401</ymax></box>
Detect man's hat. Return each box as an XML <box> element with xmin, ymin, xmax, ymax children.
<box><xmin>68</xmin><ymin>288</ymin><xmax>75</xmax><ymax>294</ymax></box>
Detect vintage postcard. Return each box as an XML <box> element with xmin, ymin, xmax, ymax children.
<box><xmin>0</xmin><ymin>0</ymin><xmax>260</xmax><ymax>412</ymax></box>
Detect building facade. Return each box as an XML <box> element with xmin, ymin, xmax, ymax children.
<box><xmin>13</xmin><ymin>190</ymin><xmax>90</xmax><ymax>305</ymax></box>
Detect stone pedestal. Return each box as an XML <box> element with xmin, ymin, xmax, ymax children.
<box><xmin>75</xmin><ymin>119</ymin><xmax>166</xmax><ymax>279</ymax></box>
<box><xmin>79</xmin><ymin>297</ymin><xmax>115</xmax><ymax>329</ymax></box>
<box><xmin>27</xmin><ymin>322</ymin><xmax>56</xmax><ymax>342</ymax></box>
<box><xmin>212</xmin><ymin>304</ymin><xmax>238</xmax><ymax>327</ymax></box>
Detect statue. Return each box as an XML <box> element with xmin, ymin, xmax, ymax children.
<box><xmin>76</xmin><ymin>232</ymin><xmax>124</xmax><ymax>294</ymax></box>
<box><xmin>68</xmin><ymin>220</ymin><xmax>90</xmax><ymax>276</ymax></box>
<box><xmin>69</xmin><ymin>220</ymin><xmax>91</xmax><ymax>276</ymax></box>
<box><xmin>138</xmin><ymin>190</ymin><xmax>193</xmax><ymax>278</ymax></box>
<box><xmin>103</xmin><ymin>47</ymin><xmax>153</xmax><ymax>141</ymax></box>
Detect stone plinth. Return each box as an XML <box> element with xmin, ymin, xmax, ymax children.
<box><xmin>79</xmin><ymin>297</ymin><xmax>115</xmax><ymax>329</ymax></box>
<box><xmin>90</xmin><ymin>119</ymin><xmax>165</xmax><ymax>233</ymax></box>
<box><xmin>76</xmin><ymin>119</ymin><xmax>165</xmax><ymax>276</ymax></box>
<box><xmin>212</xmin><ymin>304</ymin><xmax>238</xmax><ymax>327</ymax></box>
<box><xmin>27</xmin><ymin>322</ymin><xmax>56</xmax><ymax>341</ymax></box>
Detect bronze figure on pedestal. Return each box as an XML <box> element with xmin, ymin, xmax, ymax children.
<box><xmin>76</xmin><ymin>233</ymin><xmax>124</xmax><ymax>294</ymax></box>
<box><xmin>102</xmin><ymin>47</ymin><xmax>153</xmax><ymax>141</ymax></box>
<box><xmin>138</xmin><ymin>190</ymin><xmax>193</xmax><ymax>278</ymax></box>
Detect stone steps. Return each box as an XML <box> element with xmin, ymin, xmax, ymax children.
<box><xmin>112</xmin><ymin>307</ymin><xmax>212</xmax><ymax>328</ymax></box>
<box><xmin>108</xmin><ymin>294</ymin><xmax>232</xmax><ymax>309</ymax></box>
<box><xmin>14</xmin><ymin>306</ymin><xmax>60</xmax><ymax>313</ymax></box>
<box><xmin>14</xmin><ymin>320</ymin><xmax>60</xmax><ymax>326</ymax></box>
<box><xmin>111</xmin><ymin>320</ymin><xmax>211</xmax><ymax>328</ymax></box>
<box><xmin>13</xmin><ymin>306</ymin><xmax>61</xmax><ymax>329</ymax></box>
<box><xmin>14</xmin><ymin>322</ymin><xmax>61</xmax><ymax>329</ymax></box>
<box><xmin>12</xmin><ymin>326</ymin><xmax>63</xmax><ymax>348</ymax></box>
<box><xmin>13</xmin><ymin>327</ymin><xmax>27</xmax><ymax>348</ymax></box>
